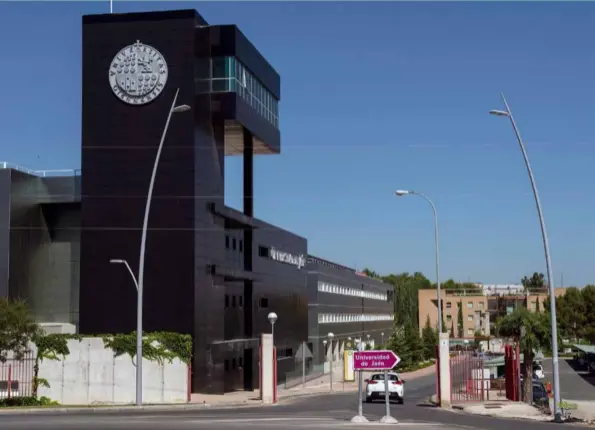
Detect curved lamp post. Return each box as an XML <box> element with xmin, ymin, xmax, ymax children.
<box><xmin>490</xmin><ymin>93</ymin><xmax>561</xmax><ymax>421</ymax></box>
<box><xmin>136</xmin><ymin>89</ymin><xmax>190</xmax><ymax>406</ymax></box>
<box><xmin>395</xmin><ymin>189</ymin><xmax>442</xmax><ymax>334</ymax></box>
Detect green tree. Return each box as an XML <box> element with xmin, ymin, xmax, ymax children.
<box><xmin>450</xmin><ymin>321</ymin><xmax>455</xmax><ymax>338</ymax></box>
<box><xmin>383</xmin><ymin>272</ymin><xmax>431</xmax><ymax>331</ymax></box>
<box><xmin>521</xmin><ymin>272</ymin><xmax>546</xmax><ymax>292</ymax></box>
<box><xmin>387</xmin><ymin>326</ymin><xmax>409</xmax><ymax>367</ymax></box>
<box><xmin>421</xmin><ymin>315</ymin><xmax>438</xmax><ymax>360</ymax></box>
<box><xmin>535</xmin><ymin>296</ymin><xmax>540</xmax><ymax>313</ymax></box>
<box><xmin>555</xmin><ymin>287</ymin><xmax>586</xmax><ymax>340</ymax></box>
<box><xmin>0</xmin><ymin>298</ymin><xmax>39</xmax><ymax>363</ymax></box>
<box><xmin>405</xmin><ymin>322</ymin><xmax>423</xmax><ymax>365</ymax></box>
<box><xmin>457</xmin><ymin>301</ymin><xmax>464</xmax><ymax>338</ymax></box>
<box><xmin>497</xmin><ymin>308</ymin><xmax>551</xmax><ymax>404</ymax></box>
<box><xmin>362</xmin><ymin>268</ymin><xmax>381</xmax><ymax>279</ymax></box>
<box><xmin>473</xmin><ymin>330</ymin><xmax>482</xmax><ymax>350</ymax></box>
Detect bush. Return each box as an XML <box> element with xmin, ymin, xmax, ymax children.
<box><xmin>0</xmin><ymin>396</ymin><xmax>59</xmax><ymax>407</ymax></box>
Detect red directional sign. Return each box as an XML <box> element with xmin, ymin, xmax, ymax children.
<box><xmin>353</xmin><ymin>350</ymin><xmax>400</xmax><ymax>370</ymax></box>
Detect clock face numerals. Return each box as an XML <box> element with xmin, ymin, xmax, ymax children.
<box><xmin>108</xmin><ymin>40</ymin><xmax>168</xmax><ymax>105</ymax></box>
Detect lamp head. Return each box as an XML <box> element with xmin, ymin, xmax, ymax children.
<box><xmin>173</xmin><ymin>104</ymin><xmax>191</xmax><ymax>113</ymax></box>
<box><xmin>109</xmin><ymin>259</ymin><xmax>124</xmax><ymax>264</ymax></box>
<box><xmin>328</xmin><ymin>332</ymin><xmax>334</xmax><ymax>339</ymax></box>
<box><xmin>323</xmin><ymin>340</ymin><xmax>327</xmax><ymax>345</ymax></box>
<box><xmin>267</xmin><ymin>312</ymin><xmax>278</xmax><ymax>325</ymax></box>
<box><xmin>395</xmin><ymin>190</ymin><xmax>410</xmax><ymax>196</ymax></box>
<box><xmin>489</xmin><ymin>109</ymin><xmax>509</xmax><ymax>117</ymax></box>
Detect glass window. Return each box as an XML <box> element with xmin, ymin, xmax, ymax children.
<box><xmin>212</xmin><ymin>58</ymin><xmax>227</xmax><ymax>79</ymax></box>
<box><xmin>467</xmin><ymin>302</ymin><xmax>473</xmax><ymax>309</ymax></box>
<box><xmin>467</xmin><ymin>315</ymin><xmax>473</xmax><ymax>321</ymax></box>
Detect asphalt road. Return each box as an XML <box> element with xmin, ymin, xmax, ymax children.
<box><xmin>542</xmin><ymin>357</ymin><xmax>595</xmax><ymax>400</ymax></box>
<box><xmin>0</xmin><ymin>371</ymin><xmax>588</xmax><ymax>429</ymax></box>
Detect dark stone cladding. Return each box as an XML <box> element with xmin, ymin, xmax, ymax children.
<box><xmin>306</xmin><ymin>256</ymin><xmax>394</xmax><ymax>366</ymax></box>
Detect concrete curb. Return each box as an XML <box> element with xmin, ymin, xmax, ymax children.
<box><xmin>0</xmin><ymin>401</ymin><xmax>262</xmax><ymax>416</ymax></box>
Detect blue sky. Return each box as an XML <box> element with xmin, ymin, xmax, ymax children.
<box><xmin>1</xmin><ymin>1</ymin><xmax>594</xmax><ymax>286</ymax></box>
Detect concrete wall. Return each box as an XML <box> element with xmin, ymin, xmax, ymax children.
<box><xmin>35</xmin><ymin>338</ymin><xmax>188</xmax><ymax>405</ymax></box>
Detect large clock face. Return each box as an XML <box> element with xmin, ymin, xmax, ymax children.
<box><xmin>108</xmin><ymin>40</ymin><xmax>168</xmax><ymax>105</ymax></box>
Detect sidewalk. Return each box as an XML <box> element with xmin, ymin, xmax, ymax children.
<box><xmin>0</xmin><ymin>363</ymin><xmax>436</xmax><ymax>415</ymax></box>
<box><xmin>446</xmin><ymin>396</ymin><xmax>595</xmax><ymax>424</ymax></box>
<box><xmin>452</xmin><ymin>402</ymin><xmax>552</xmax><ymax>422</ymax></box>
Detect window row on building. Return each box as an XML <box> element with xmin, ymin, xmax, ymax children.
<box><xmin>317</xmin><ymin>281</ymin><xmax>387</xmax><ymax>301</ymax></box>
<box><xmin>198</xmin><ymin>57</ymin><xmax>279</xmax><ymax>129</ymax></box>
<box><xmin>317</xmin><ymin>313</ymin><xmax>394</xmax><ymax>324</ymax></box>
<box><xmin>445</xmin><ymin>300</ymin><xmax>485</xmax><ymax>310</ymax></box>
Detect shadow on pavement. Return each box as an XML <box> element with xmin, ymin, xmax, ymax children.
<box><xmin>565</xmin><ymin>358</ymin><xmax>595</xmax><ymax>388</ymax></box>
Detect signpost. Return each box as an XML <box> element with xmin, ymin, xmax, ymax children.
<box><xmin>351</xmin><ymin>350</ymin><xmax>401</xmax><ymax>424</ymax></box>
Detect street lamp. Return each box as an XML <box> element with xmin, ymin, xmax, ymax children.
<box><xmin>490</xmin><ymin>93</ymin><xmax>561</xmax><ymax>421</ymax></box>
<box><xmin>135</xmin><ymin>88</ymin><xmax>190</xmax><ymax>407</ymax></box>
<box><xmin>395</xmin><ymin>189</ymin><xmax>442</xmax><ymax>333</ymax></box>
<box><xmin>381</xmin><ymin>332</ymin><xmax>385</xmax><ymax>345</ymax></box>
<box><xmin>328</xmin><ymin>332</ymin><xmax>335</xmax><ymax>391</ymax></box>
<box><xmin>268</xmin><ymin>312</ymin><xmax>278</xmax><ymax>345</ymax></box>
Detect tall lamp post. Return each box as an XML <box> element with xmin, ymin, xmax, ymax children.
<box><xmin>489</xmin><ymin>93</ymin><xmax>561</xmax><ymax>421</ymax></box>
<box><xmin>490</xmin><ymin>94</ymin><xmax>562</xmax><ymax>421</ymax></box>
<box><xmin>135</xmin><ymin>89</ymin><xmax>190</xmax><ymax>407</ymax></box>
<box><xmin>395</xmin><ymin>189</ymin><xmax>442</xmax><ymax>333</ymax></box>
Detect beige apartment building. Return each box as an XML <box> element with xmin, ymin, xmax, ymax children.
<box><xmin>418</xmin><ymin>288</ymin><xmax>567</xmax><ymax>338</ymax></box>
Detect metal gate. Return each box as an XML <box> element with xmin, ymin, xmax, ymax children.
<box><xmin>450</xmin><ymin>351</ymin><xmax>486</xmax><ymax>403</ymax></box>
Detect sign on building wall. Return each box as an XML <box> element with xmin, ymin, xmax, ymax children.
<box><xmin>269</xmin><ymin>247</ymin><xmax>305</xmax><ymax>269</ymax></box>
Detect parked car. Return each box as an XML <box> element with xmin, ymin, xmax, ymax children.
<box><xmin>364</xmin><ymin>372</ymin><xmax>405</xmax><ymax>404</ymax></box>
<box><xmin>533</xmin><ymin>363</ymin><xmax>545</xmax><ymax>379</ymax></box>
<box><xmin>532</xmin><ymin>381</ymin><xmax>550</xmax><ymax>411</ymax></box>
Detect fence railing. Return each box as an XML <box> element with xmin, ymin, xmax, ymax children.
<box><xmin>0</xmin><ymin>353</ymin><xmax>35</xmax><ymax>399</ymax></box>
<box><xmin>450</xmin><ymin>351</ymin><xmax>487</xmax><ymax>403</ymax></box>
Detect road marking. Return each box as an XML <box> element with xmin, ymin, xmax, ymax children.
<box><xmin>189</xmin><ymin>417</ymin><xmax>332</xmax><ymax>423</ymax></box>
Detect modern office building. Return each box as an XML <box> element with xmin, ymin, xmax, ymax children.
<box><xmin>0</xmin><ymin>8</ymin><xmax>397</xmax><ymax>395</ymax></box>
<box><xmin>78</xmin><ymin>8</ymin><xmax>299</xmax><ymax>394</ymax></box>
<box><xmin>307</xmin><ymin>256</ymin><xmax>394</xmax><ymax>365</ymax></box>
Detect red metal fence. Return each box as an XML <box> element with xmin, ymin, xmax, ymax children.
<box><xmin>0</xmin><ymin>353</ymin><xmax>35</xmax><ymax>399</ymax></box>
<box><xmin>450</xmin><ymin>351</ymin><xmax>486</xmax><ymax>403</ymax></box>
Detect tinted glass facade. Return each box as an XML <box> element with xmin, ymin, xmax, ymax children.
<box><xmin>200</xmin><ymin>57</ymin><xmax>279</xmax><ymax>128</ymax></box>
